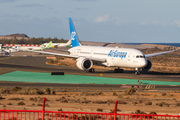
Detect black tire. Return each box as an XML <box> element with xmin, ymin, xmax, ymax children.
<box><xmin>89</xmin><ymin>68</ymin><xmax>95</xmax><ymax>73</ymax></box>
<box><xmin>135</xmin><ymin>71</ymin><xmax>140</xmax><ymax>75</ymax></box>
<box><xmin>92</xmin><ymin>68</ymin><xmax>95</xmax><ymax>73</ymax></box>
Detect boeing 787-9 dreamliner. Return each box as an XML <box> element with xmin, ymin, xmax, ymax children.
<box><xmin>17</xmin><ymin>18</ymin><xmax>178</xmax><ymax>75</ymax></box>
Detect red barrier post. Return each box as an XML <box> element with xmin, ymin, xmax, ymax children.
<box><xmin>114</xmin><ymin>100</ymin><xmax>118</xmax><ymax>120</ymax></box>
<box><xmin>42</xmin><ymin>97</ymin><xmax>46</xmax><ymax>120</ymax></box>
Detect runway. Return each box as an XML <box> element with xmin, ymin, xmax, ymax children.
<box><xmin>0</xmin><ymin>55</ymin><xmax>180</xmax><ymax>90</ymax></box>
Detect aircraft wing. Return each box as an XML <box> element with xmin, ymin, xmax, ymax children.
<box><xmin>21</xmin><ymin>50</ymin><xmax>78</xmax><ymax>58</ymax></box>
<box><xmin>145</xmin><ymin>48</ymin><xmax>178</xmax><ymax>58</ymax></box>
<box><xmin>49</xmin><ymin>48</ymin><xmax>70</xmax><ymax>53</ymax></box>
<box><xmin>18</xmin><ymin>49</ymin><xmax>106</xmax><ymax>62</ymax></box>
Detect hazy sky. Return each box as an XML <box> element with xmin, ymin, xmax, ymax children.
<box><xmin>0</xmin><ymin>0</ymin><xmax>180</xmax><ymax>43</ymax></box>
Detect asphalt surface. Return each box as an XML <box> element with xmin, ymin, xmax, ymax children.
<box><xmin>0</xmin><ymin>80</ymin><xmax>179</xmax><ymax>91</ymax></box>
<box><xmin>0</xmin><ymin>55</ymin><xmax>180</xmax><ymax>90</ymax></box>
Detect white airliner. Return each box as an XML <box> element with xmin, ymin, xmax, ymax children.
<box><xmin>0</xmin><ymin>44</ymin><xmax>17</xmax><ymax>55</ymax></box>
<box><xmin>17</xmin><ymin>18</ymin><xmax>178</xmax><ymax>75</ymax></box>
<box><xmin>43</xmin><ymin>39</ymin><xmax>72</xmax><ymax>48</ymax></box>
<box><xmin>13</xmin><ymin>41</ymin><xmax>52</xmax><ymax>51</ymax></box>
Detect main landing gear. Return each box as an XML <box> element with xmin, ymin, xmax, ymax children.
<box><xmin>114</xmin><ymin>67</ymin><xmax>124</xmax><ymax>73</ymax></box>
<box><xmin>135</xmin><ymin>68</ymin><xmax>140</xmax><ymax>75</ymax></box>
<box><xmin>86</xmin><ymin>68</ymin><xmax>95</xmax><ymax>73</ymax></box>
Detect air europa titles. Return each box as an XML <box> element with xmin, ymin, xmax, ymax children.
<box><xmin>108</xmin><ymin>50</ymin><xmax>127</xmax><ymax>59</ymax></box>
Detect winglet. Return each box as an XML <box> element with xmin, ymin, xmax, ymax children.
<box><xmin>69</xmin><ymin>18</ymin><xmax>81</xmax><ymax>48</ymax></box>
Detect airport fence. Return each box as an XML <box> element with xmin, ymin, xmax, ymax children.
<box><xmin>0</xmin><ymin>98</ymin><xmax>179</xmax><ymax>120</ymax></box>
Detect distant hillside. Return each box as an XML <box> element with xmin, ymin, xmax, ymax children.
<box><xmin>0</xmin><ymin>33</ymin><xmax>29</xmax><ymax>41</ymax></box>
<box><xmin>3</xmin><ymin>33</ymin><xmax>29</xmax><ymax>38</ymax></box>
<box><xmin>0</xmin><ymin>33</ymin><xmax>68</xmax><ymax>44</ymax></box>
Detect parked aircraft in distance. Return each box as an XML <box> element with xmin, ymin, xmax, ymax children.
<box><xmin>43</xmin><ymin>39</ymin><xmax>72</xmax><ymax>48</ymax></box>
<box><xmin>0</xmin><ymin>44</ymin><xmax>17</xmax><ymax>55</ymax></box>
<box><xmin>17</xmin><ymin>18</ymin><xmax>178</xmax><ymax>75</ymax></box>
<box><xmin>13</xmin><ymin>41</ymin><xmax>52</xmax><ymax>51</ymax></box>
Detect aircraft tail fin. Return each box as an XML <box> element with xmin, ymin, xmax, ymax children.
<box><xmin>40</xmin><ymin>43</ymin><xmax>45</xmax><ymax>48</ymax></box>
<box><xmin>40</xmin><ymin>41</ymin><xmax>52</xmax><ymax>49</ymax></box>
<box><xmin>67</xmin><ymin>39</ymin><xmax>72</xmax><ymax>45</ymax></box>
<box><xmin>46</xmin><ymin>41</ymin><xmax>52</xmax><ymax>48</ymax></box>
<box><xmin>69</xmin><ymin>18</ymin><xmax>81</xmax><ymax>47</ymax></box>
<box><xmin>14</xmin><ymin>46</ymin><xmax>18</xmax><ymax>51</ymax></box>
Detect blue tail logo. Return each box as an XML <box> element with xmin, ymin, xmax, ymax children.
<box><xmin>71</xmin><ymin>31</ymin><xmax>76</xmax><ymax>40</ymax></box>
<box><xmin>14</xmin><ymin>46</ymin><xmax>18</xmax><ymax>51</ymax></box>
<box><xmin>69</xmin><ymin>18</ymin><xmax>81</xmax><ymax>47</ymax></box>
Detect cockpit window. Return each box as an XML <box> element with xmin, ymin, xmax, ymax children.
<box><xmin>136</xmin><ymin>55</ymin><xmax>145</xmax><ymax>58</ymax></box>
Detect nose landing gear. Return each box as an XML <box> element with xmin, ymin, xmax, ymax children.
<box><xmin>135</xmin><ymin>68</ymin><xmax>140</xmax><ymax>75</ymax></box>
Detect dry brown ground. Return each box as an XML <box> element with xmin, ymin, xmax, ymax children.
<box><xmin>0</xmin><ymin>89</ymin><xmax>180</xmax><ymax>115</ymax></box>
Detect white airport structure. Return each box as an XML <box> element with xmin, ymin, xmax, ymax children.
<box><xmin>3</xmin><ymin>44</ymin><xmax>40</xmax><ymax>47</ymax></box>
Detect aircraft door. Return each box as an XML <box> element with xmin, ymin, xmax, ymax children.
<box><xmin>72</xmin><ymin>49</ymin><xmax>78</xmax><ymax>55</ymax></box>
<box><xmin>127</xmin><ymin>53</ymin><xmax>132</xmax><ymax>62</ymax></box>
<box><xmin>91</xmin><ymin>50</ymin><xmax>94</xmax><ymax>57</ymax></box>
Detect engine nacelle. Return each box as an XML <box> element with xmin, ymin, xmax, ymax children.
<box><xmin>142</xmin><ymin>59</ymin><xmax>152</xmax><ymax>71</ymax></box>
<box><xmin>76</xmin><ymin>57</ymin><xmax>93</xmax><ymax>70</ymax></box>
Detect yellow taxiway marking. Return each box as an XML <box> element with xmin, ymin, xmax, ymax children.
<box><xmin>0</xmin><ymin>56</ymin><xmax>16</xmax><ymax>61</ymax></box>
<box><xmin>99</xmin><ymin>74</ymin><xmax>103</xmax><ymax>76</ymax></box>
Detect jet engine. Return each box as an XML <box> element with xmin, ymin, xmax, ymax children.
<box><xmin>76</xmin><ymin>57</ymin><xmax>93</xmax><ymax>70</ymax></box>
<box><xmin>142</xmin><ymin>59</ymin><xmax>152</xmax><ymax>71</ymax></box>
